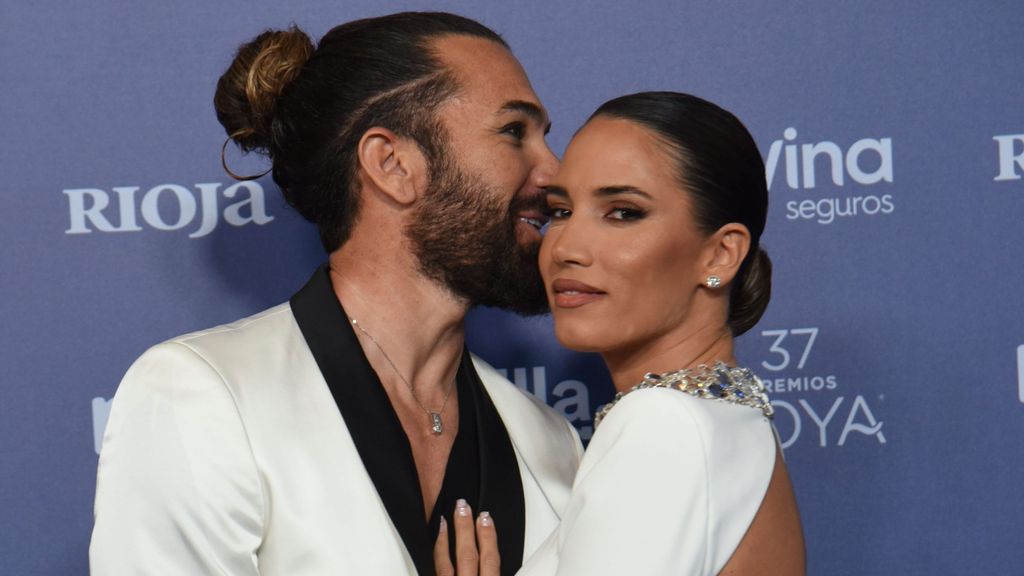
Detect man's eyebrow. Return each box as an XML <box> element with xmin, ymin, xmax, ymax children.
<box><xmin>498</xmin><ymin>100</ymin><xmax>550</xmax><ymax>129</ymax></box>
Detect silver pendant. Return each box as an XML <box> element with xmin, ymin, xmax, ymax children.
<box><xmin>430</xmin><ymin>412</ymin><xmax>443</xmax><ymax>435</ymax></box>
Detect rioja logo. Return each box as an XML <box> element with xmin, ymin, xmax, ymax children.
<box><xmin>64</xmin><ymin>181</ymin><xmax>273</xmax><ymax>238</ymax></box>
<box><xmin>994</xmin><ymin>134</ymin><xmax>1024</xmax><ymax>181</ymax></box>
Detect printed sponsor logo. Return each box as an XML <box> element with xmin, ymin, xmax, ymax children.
<box><xmin>495</xmin><ymin>366</ymin><xmax>594</xmax><ymax>441</ymax></box>
<box><xmin>497</xmin><ymin>329</ymin><xmax>887</xmax><ymax>448</ymax></box>
<box><xmin>92</xmin><ymin>332</ymin><xmax>896</xmax><ymax>452</ymax></box>
<box><xmin>90</xmin><ymin>369</ymin><xmax>598</xmax><ymax>454</ymax></box>
<box><xmin>92</xmin><ymin>364</ymin><xmax>596</xmax><ymax>453</ymax></box>
<box><xmin>92</xmin><ymin>397</ymin><xmax>111</xmax><ymax>455</ymax></box>
<box><xmin>765</xmin><ymin>128</ymin><xmax>895</xmax><ymax>225</ymax></box>
<box><xmin>1017</xmin><ymin>345</ymin><xmax>1024</xmax><ymax>404</ymax></box>
<box><xmin>994</xmin><ymin>134</ymin><xmax>1024</xmax><ymax>181</ymax></box>
<box><xmin>757</xmin><ymin>327</ymin><xmax>886</xmax><ymax>449</ymax></box>
<box><xmin>64</xmin><ymin>181</ymin><xmax>273</xmax><ymax>238</ymax></box>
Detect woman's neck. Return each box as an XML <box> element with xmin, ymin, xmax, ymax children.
<box><xmin>602</xmin><ymin>324</ymin><xmax>736</xmax><ymax>394</ymax></box>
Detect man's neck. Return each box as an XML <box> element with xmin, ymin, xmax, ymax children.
<box><xmin>326</xmin><ymin>245</ymin><xmax>468</xmax><ymax>400</ymax></box>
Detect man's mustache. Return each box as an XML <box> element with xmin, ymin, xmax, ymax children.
<box><xmin>509</xmin><ymin>192</ymin><xmax>545</xmax><ymax>215</ymax></box>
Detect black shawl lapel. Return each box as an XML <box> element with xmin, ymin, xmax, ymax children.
<box><xmin>290</xmin><ymin>265</ymin><xmax>525</xmax><ymax>575</ymax></box>
<box><xmin>291</xmin><ymin>266</ymin><xmax>430</xmax><ymax>572</ymax></box>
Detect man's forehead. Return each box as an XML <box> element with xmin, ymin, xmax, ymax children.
<box><xmin>431</xmin><ymin>35</ymin><xmax>546</xmax><ymax>119</ymax></box>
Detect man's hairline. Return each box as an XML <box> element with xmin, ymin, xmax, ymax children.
<box><xmin>424</xmin><ymin>33</ymin><xmax>545</xmax><ymax>123</ymax></box>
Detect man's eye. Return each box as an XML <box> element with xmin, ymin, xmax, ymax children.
<box><xmin>501</xmin><ymin>122</ymin><xmax>526</xmax><ymax>139</ymax></box>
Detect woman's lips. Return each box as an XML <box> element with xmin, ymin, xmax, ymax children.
<box><xmin>550</xmin><ymin>279</ymin><xmax>606</xmax><ymax>308</ymax></box>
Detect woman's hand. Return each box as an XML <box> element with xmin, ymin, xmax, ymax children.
<box><xmin>434</xmin><ymin>499</ymin><xmax>500</xmax><ymax>576</ymax></box>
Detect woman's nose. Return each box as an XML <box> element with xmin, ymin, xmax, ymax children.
<box><xmin>545</xmin><ymin>216</ymin><xmax>591</xmax><ymax>268</ymax></box>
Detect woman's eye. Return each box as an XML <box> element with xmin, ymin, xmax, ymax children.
<box><xmin>544</xmin><ymin>206</ymin><xmax>571</xmax><ymax>220</ymax></box>
<box><xmin>608</xmin><ymin>207</ymin><xmax>646</xmax><ymax>221</ymax></box>
<box><xmin>501</xmin><ymin>122</ymin><xmax>526</xmax><ymax>140</ymax></box>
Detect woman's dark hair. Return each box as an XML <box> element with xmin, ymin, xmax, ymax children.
<box><xmin>591</xmin><ymin>92</ymin><xmax>772</xmax><ymax>336</ymax></box>
<box><xmin>214</xmin><ymin>12</ymin><xmax>507</xmax><ymax>252</ymax></box>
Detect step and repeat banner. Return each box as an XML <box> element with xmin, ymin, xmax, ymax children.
<box><xmin>2</xmin><ymin>1</ymin><xmax>1022</xmax><ymax>574</ymax></box>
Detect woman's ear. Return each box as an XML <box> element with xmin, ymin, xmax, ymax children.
<box><xmin>700</xmin><ymin>223</ymin><xmax>751</xmax><ymax>287</ymax></box>
<box><xmin>356</xmin><ymin>127</ymin><xmax>427</xmax><ymax>206</ymax></box>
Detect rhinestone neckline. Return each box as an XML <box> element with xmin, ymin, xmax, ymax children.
<box><xmin>594</xmin><ymin>362</ymin><xmax>773</xmax><ymax>429</ymax></box>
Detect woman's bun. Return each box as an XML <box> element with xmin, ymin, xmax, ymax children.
<box><xmin>728</xmin><ymin>247</ymin><xmax>772</xmax><ymax>336</ymax></box>
<box><xmin>214</xmin><ymin>26</ymin><xmax>314</xmax><ymax>153</ymax></box>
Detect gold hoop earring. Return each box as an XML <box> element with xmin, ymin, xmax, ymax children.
<box><xmin>220</xmin><ymin>135</ymin><xmax>272</xmax><ymax>181</ymax></box>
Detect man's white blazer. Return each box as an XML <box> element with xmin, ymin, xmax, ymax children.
<box><xmin>90</xmin><ymin>301</ymin><xmax>583</xmax><ymax>575</ymax></box>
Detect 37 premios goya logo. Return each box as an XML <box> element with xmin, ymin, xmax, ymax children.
<box><xmin>757</xmin><ymin>327</ymin><xmax>886</xmax><ymax>449</ymax></box>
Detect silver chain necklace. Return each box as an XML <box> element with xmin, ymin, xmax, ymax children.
<box><xmin>349</xmin><ymin>317</ymin><xmax>454</xmax><ymax>435</ymax></box>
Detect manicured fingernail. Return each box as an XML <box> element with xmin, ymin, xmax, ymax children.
<box><xmin>439</xmin><ymin>515</ymin><xmax>447</xmax><ymax>534</ymax></box>
<box><xmin>479</xmin><ymin>511</ymin><xmax>492</xmax><ymax>527</ymax></box>
<box><xmin>456</xmin><ymin>498</ymin><xmax>470</xmax><ymax>517</ymax></box>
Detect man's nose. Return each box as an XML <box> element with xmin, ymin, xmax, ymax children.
<box><xmin>531</xmin><ymin>143</ymin><xmax>559</xmax><ymax>189</ymax></box>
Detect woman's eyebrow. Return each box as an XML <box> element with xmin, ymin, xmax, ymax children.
<box><xmin>595</xmin><ymin>185</ymin><xmax>653</xmax><ymax>199</ymax></box>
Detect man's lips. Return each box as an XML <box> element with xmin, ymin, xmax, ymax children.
<box><xmin>550</xmin><ymin>278</ymin><xmax>606</xmax><ymax>308</ymax></box>
<box><xmin>516</xmin><ymin>209</ymin><xmax>548</xmax><ymax>231</ymax></box>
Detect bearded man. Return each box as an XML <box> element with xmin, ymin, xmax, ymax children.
<box><xmin>91</xmin><ymin>12</ymin><xmax>581</xmax><ymax>576</ymax></box>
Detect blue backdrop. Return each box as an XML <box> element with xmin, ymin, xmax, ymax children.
<box><xmin>2</xmin><ymin>1</ymin><xmax>1022</xmax><ymax>573</ymax></box>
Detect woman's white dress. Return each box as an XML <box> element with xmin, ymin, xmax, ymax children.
<box><xmin>519</xmin><ymin>386</ymin><xmax>776</xmax><ymax>576</ymax></box>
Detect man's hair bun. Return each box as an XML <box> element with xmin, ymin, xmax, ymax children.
<box><xmin>214</xmin><ymin>26</ymin><xmax>314</xmax><ymax>152</ymax></box>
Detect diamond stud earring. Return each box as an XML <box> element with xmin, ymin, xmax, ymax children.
<box><xmin>705</xmin><ymin>275</ymin><xmax>722</xmax><ymax>289</ymax></box>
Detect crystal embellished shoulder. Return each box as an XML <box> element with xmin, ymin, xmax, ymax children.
<box><xmin>593</xmin><ymin>362</ymin><xmax>773</xmax><ymax>429</ymax></box>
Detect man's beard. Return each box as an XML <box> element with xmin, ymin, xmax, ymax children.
<box><xmin>406</xmin><ymin>154</ymin><xmax>549</xmax><ymax>316</ymax></box>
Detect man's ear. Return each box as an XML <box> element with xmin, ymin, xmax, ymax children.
<box><xmin>356</xmin><ymin>127</ymin><xmax>427</xmax><ymax>206</ymax></box>
<box><xmin>700</xmin><ymin>223</ymin><xmax>751</xmax><ymax>287</ymax></box>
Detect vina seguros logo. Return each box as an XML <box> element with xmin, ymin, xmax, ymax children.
<box><xmin>496</xmin><ymin>367</ymin><xmax>596</xmax><ymax>442</ymax></box>
<box><xmin>766</xmin><ymin>128</ymin><xmax>894</xmax><ymax>225</ymax></box>
<box><xmin>64</xmin><ymin>181</ymin><xmax>273</xmax><ymax>238</ymax></box>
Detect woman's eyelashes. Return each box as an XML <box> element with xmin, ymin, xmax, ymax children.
<box><xmin>542</xmin><ymin>204</ymin><xmax>571</xmax><ymax>220</ymax></box>
<box><xmin>542</xmin><ymin>201</ymin><xmax>648</xmax><ymax>222</ymax></box>
<box><xmin>606</xmin><ymin>206</ymin><xmax>647</xmax><ymax>221</ymax></box>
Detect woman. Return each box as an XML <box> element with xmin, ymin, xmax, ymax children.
<box><xmin>437</xmin><ymin>92</ymin><xmax>805</xmax><ymax>575</ymax></box>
